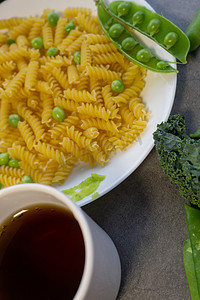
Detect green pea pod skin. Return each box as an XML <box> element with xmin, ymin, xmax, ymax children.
<box><xmin>108</xmin><ymin>1</ymin><xmax>190</xmax><ymax>64</ymax></box>
<box><xmin>183</xmin><ymin>239</ymin><xmax>200</xmax><ymax>300</ymax></box>
<box><xmin>97</xmin><ymin>3</ymin><xmax>178</xmax><ymax>73</ymax></box>
<box><xmin>185</xmin><ymin>204</ymin><xmax>200</xmax><ymax>296</ymax></box>
<box><xmin>185</xmin><ymin>9</ymin><xmax>200</xmax><ymax>52</ymax></box>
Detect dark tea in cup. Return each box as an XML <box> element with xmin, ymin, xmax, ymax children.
<box><xmin>0</xmin><ymin>204</ymin><xmax>85</xmax><ymax>300</ymax></box>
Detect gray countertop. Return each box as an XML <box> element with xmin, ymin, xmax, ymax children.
<box><xmin>83</xmin><ymin>1</ymin><xmax>200</xmax><ymax>299</ymax></box>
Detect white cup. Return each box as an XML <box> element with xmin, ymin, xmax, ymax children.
<box><xmin>0</xmin><ymin>183</ymin><xmax>121</xmax><ymax>300</ymax></box>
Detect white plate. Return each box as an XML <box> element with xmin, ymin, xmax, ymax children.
<box><xmin>0</xmin><ymin>0</ymin><xmax>177</xmax><ymax>206</ymax></box>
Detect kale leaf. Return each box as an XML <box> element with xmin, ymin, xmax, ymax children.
<box><xmin>153</xmin><ymin>114</ymin><xmax>200</xmax><ymax>207</ymax></box>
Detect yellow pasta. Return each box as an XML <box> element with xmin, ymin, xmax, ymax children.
<box><xmin>42</xmin><ymin>22</ymin><xmax>54</xmax><ymax>49</ymax></box>
<box><xmin>25</xmin><ymin>61</ymin><xmax>39</xmax><ymax>92</ymax></box>
<box><xmin>0</xmin><ymin>6</ymin><xmax>149</xmax><ymax>189</ymax></box>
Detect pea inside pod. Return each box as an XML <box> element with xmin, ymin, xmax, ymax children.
<box><xmin>97</xmin><ymin>3</ymin><xmax>177</xmax><ymax>73</ymax></box>
<box><xmin>107</xmin><ymin>0</ymin><xmax>190</xmax><ymax>64</ymax></box>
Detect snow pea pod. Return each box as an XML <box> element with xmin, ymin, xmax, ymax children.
<box><xmin>183</xmin><ymin>238</ymin><xmax>200</xmax><ymax>300</ymax></box>
<box><xmin>185</xmin><ymin>204</ymin><xmax>200</xmax><ymax>297</ymax></box>
<box><xmin>97</xmin><ymin>2</ymin><xmax>177</xmax><ymax>73</ymax></box>
<box><xmin>185</xmin><ymin>8</ymin><xmax>200</xmax><ymax>52</ymax></box>
<box><xmin>106</xmin><ymin>0</ymin><xmax>190</xmax><ymax>64</ymax></box>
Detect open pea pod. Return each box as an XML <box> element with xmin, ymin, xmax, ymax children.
<box><xmin>97</xmin><ymin>2</ymin><xmax>178</xmax><ymax>73</ymax></box>
<box><xmin>106</xmin><ymin>0</ymin><xmax>190</xmax><ymax>64</ymax></box>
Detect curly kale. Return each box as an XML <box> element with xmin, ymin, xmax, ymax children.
<box><xmin>153</xmin><ymin>114</ymin><xmax>200</xmax><ymax>207</ymax></box>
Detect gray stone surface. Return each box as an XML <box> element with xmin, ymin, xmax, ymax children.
<box><xmin>83</xmin><ymin>0</ymin><xmax>200</xmax><ymax>299</ymax></box>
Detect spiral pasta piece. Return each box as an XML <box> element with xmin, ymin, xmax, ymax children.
<box><xmin>64</xmin><ymin>88</ymin><xmax>96</xmax><ymax>103</ymax></box>
<box><xmin>28</xmin><ymin>114</ymin><xmax>46</xmax><ymax>141</ymax></box>
<box><xmin>0</xmin><ymin>61</ymin><xmax>16</xmax><ymax>74</ymax></box>
<box><xmin>58</xmin><ymin>29</ymin><xmax>82</xmax><ymax>52</ymax></box>
<box><xmin>9</xmin><ymin>18</ymin><xmax>34</xmax><ymax>39</ymax></box>
<box><xmin>120</xmin><ymin>105</ymin><xmax>135</xmax><ymax>126</ymax></box>
<box><xmin>63</xmin><ymin>7</ymin><xmax>91</xmax><ymax>18</ymax></box>
<box><xmin>129</xmin><ymin>97</ymin><xmax>149</xmax><ymax>120</ymax></box>
<box><xmin>62</xmin><ymin>136</ymin><xmax>92</xmax><ymax>164</ymax></box>
<box><xmin>25</xmin><ymin>61</ymin><xmax>39</xmax><ymax>92</ymax></box>
<box><xmin>8</xmin><ymin>144</ymin><xmax>40</xmax><ymax>169</ymax></box>
<box><xmin>93</xmin><ymin>52</ymin><xmax>124</xmax><ymax>65</ymax></box>
<box><xmin>42</xmin><ymin>22</ymin><xmax>54</xmax><ymax>49</ymax></box>
<box><xmin>102</xmin><ymin>85</ymin><xmax>120</xmax><ymax>119</ymax></box>
<box><xmin>3</xmin><ymin>67</ymin><xmax>27</xmax><ymax>98</ymax></box>
<box><xmin>46</xmin><ymin>74</ymin><xmax>63</xmax><ymax>99</ymax></box>
<box><xmin>34</xmin><ymin>141</ymin><xmax>68</xmax><ymax>165</ymax></box>
<box><xmin>66</xmin><ymin>33</ymin><xmax>85</xmax><ymax>55</ymax></box>
<box><xmin>76</xmin><ymin>13</ymin><xmax>102</xmax><ymax>34</ymax></box>
<box><xmin>83</xmin><ymin>127</ymin><xmax>99</xmax><ymax>139</ymax></box>
<box><xmin>66</xmin><ymin>125</ymin><xmax>98</xmax><ymax>151</ymax></box>
<box><xmin>53</xmin><ymin>163</ymin><xmax>75</xmax><ymax>184</ymax></box>
<box><xmin>81</xmin><ymin>41</ymin><xmax>91</xmax><ymax>69</ymax></box>
<box><xmin>85</xmin><ymin>65</ymin><xmax>121</xmax><ymax>82</ymax></box>
<box><xmin>81</xmin><ymin>118</ymin><xmax>120</xmax><ymax>133</ymax></box>
<box><xmin>0</xmin><ymin>17</ymin><xmax>25</xmax><ymax>29</ymax></box>
<box><xmin>39</xmin><ymin>160</ymin><xmax>58</xmax><ymax>185</ymax></box>
<box><xmin>0</xmin><ymin>165</ymin><xmax>25</xmax><ymax>178</ymax></box>
<box><xmin>54</xmin><ymin>17</ymin><xmax>68</xmax><ymax>47</ymax></box>
<box><xmin>78</xmin><ymin>75</ymin><xmax>89</xmax><ymax>91</ymax></box>
<box><xmin>41</xmin><ymin>93</ymin><xmax>54</xmax><ymax>125</ymax></box>
<box><xmin>89</xmin><ymin>43</ymin><xmax>118</xmax><ymax>54</ymax></box>
<box><xmin>0</xmin><ymin>174</ymin><xmax>21</xmax><ymax>186</ymax></box>
<box><xmin>19</xmin><ymin>161</ymin><xmax>43</xmax><ymax>182</ymax></box>
<box><xmin>51</xmin><ymin>67</ymin><xmax>69</xmax><ymax>90</ymax></box>
<box><xmin>18</xmin><ymin>120</ymin><xmax>35</xmax><ymax>151</ymax></box>
<box><xmin>54</xmin><ymin>97</ymin><xmax>79</xmax><ymax>112</ymax></box>
<box><xmin>16</xmin><ymin>35</ymin><xmax>30</xmax><ymax>48</ymax></box>
<box><xmin>0</xmin><ymin>47</ymin><xmax>29</xmax><ymax>64</ymax></box>
<box><xmin>77</xmin><ymin>103</ymin><xmax>111</xmax><ymax>121</ymax></box>
<box><xmin>28</xmin><ymin>18</ymin><xmax>45</xmax><ymax>41</ymax></box>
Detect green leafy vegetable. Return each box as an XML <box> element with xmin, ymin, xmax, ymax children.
<box><xmin>153</xmin><ymin>114</ymin><xmax>200</xmax><ymax>208</ymax></box>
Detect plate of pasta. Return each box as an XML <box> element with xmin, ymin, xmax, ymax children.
<box><xmin>0</xmin><ymin>0</ymin><xmax>177</xmax><ymax>206</ymax></box>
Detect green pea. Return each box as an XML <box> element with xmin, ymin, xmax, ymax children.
<box><xmin>47</xmin><ymin>47</ymin><xmax>59</xmax><ymax>57</ymax></box>
<box><xmin>0</xmin><ymin>153</ymin><xmax>9</xmax><ymax>166</ymax></box>
<box><xmin>111</xmin><ymin>80</ymin><xmax>125</xmax><ymax>93</ymax></box>
<box><xmin>156</xmin><ymin>60</ymin><xmax>168</xmax><ymax>70</ymax></box>
<box><xmin>65</xmin><ymin>20</ymin><xmax>75</xmax><ymax>34</ymax></box>
<box><xmin>117</xmin><ymin>2</ymin><xmax>131</xmax><ymax>17</ymax></box>
<box><xmin>136</xmin><ymin>48</ymin><xmax>152</xmax><ymax>63</ymax></box>
<box><xmin>8</xmin><ymin>114</ymin><xmax>21</xmax><ymax>127</ymax></box>
<box><xmin>0</xmin><ymin>183</ymin><xmax>2</xmax><ymax>189</ymax></box>
<box><xmin>52</xmin><ymin>107</ymin><xmax>66</xmax><ymax>122</ymax></box>
<box><xmin>164</xmin><ymin>32</ymin><xmax>178</xmax><ymax>49</ymax></box>
<box><xmin>147</xmin><ymin>18</ymin><xmax>161</xmax><ymax>36</ymax></box>
<box><xmin>47</xmin><ymin>12</ymin><xmax>59</xmax><ymax>26</ymax></box>
<box><xmin>73</xmin><ymin>51</ymin><xmax>81</xmax><ymax>65</ymax></box>
<box><xmin>22</xmin><ymin>175</ymin><xmax>34</xmax><ymax>183</ymax></box>
<box><xmin>31</xmin><ymin>37</ymin><xmax>44</xmax><ymax>49</ymax></box>
<box><xmin>121</xmin><ymin>37</ymin><xmax>137</xmax><ymax>50</ymax></box>
<box><xmin>8</xmin><ymin>159</ymin><xmax>19</xmax><ymax>168</ymax></box>
<box><xmin>132</xmin><ymin>11</ymin><xmax>145</xmax><ymax>25</ymax></box>
<box><xmin>109</xmin><ymin>23</ymin><xmax>124</xmax><ymax>38</ymax></box>
<box><xmin>6</xmin><ymin>39</ymin><xmax>15</xmax><ymax>45</ymax></box>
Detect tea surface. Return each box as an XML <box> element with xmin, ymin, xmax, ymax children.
<box><xmin>0</xmin><ymin>204</ymin><xmax>85</xmax><ymax>300</ymax></box>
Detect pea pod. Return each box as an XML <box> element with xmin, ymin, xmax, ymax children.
<box><xmin>183</xmin><ymin>238</ymin><xmax>200</xmax><ymax>300</ymax></box>
<box><xmin>185</xmin><ymin>204</ymin><xmax>200</xmax><ymax>297</ymax></box>
<box><xmin>97</xmin><ymin>0</ymin><xmax>190</xmax><ymax>64</ymax></box>
<box><xmin>185</xmin><ymin>8</ymin><xmax>200</xmax><ymax>52</ymax></box>
<box><xmin>97</xmin><ymin>2</ymin><xmax>177</xmax><ymax>73</ymax></box>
